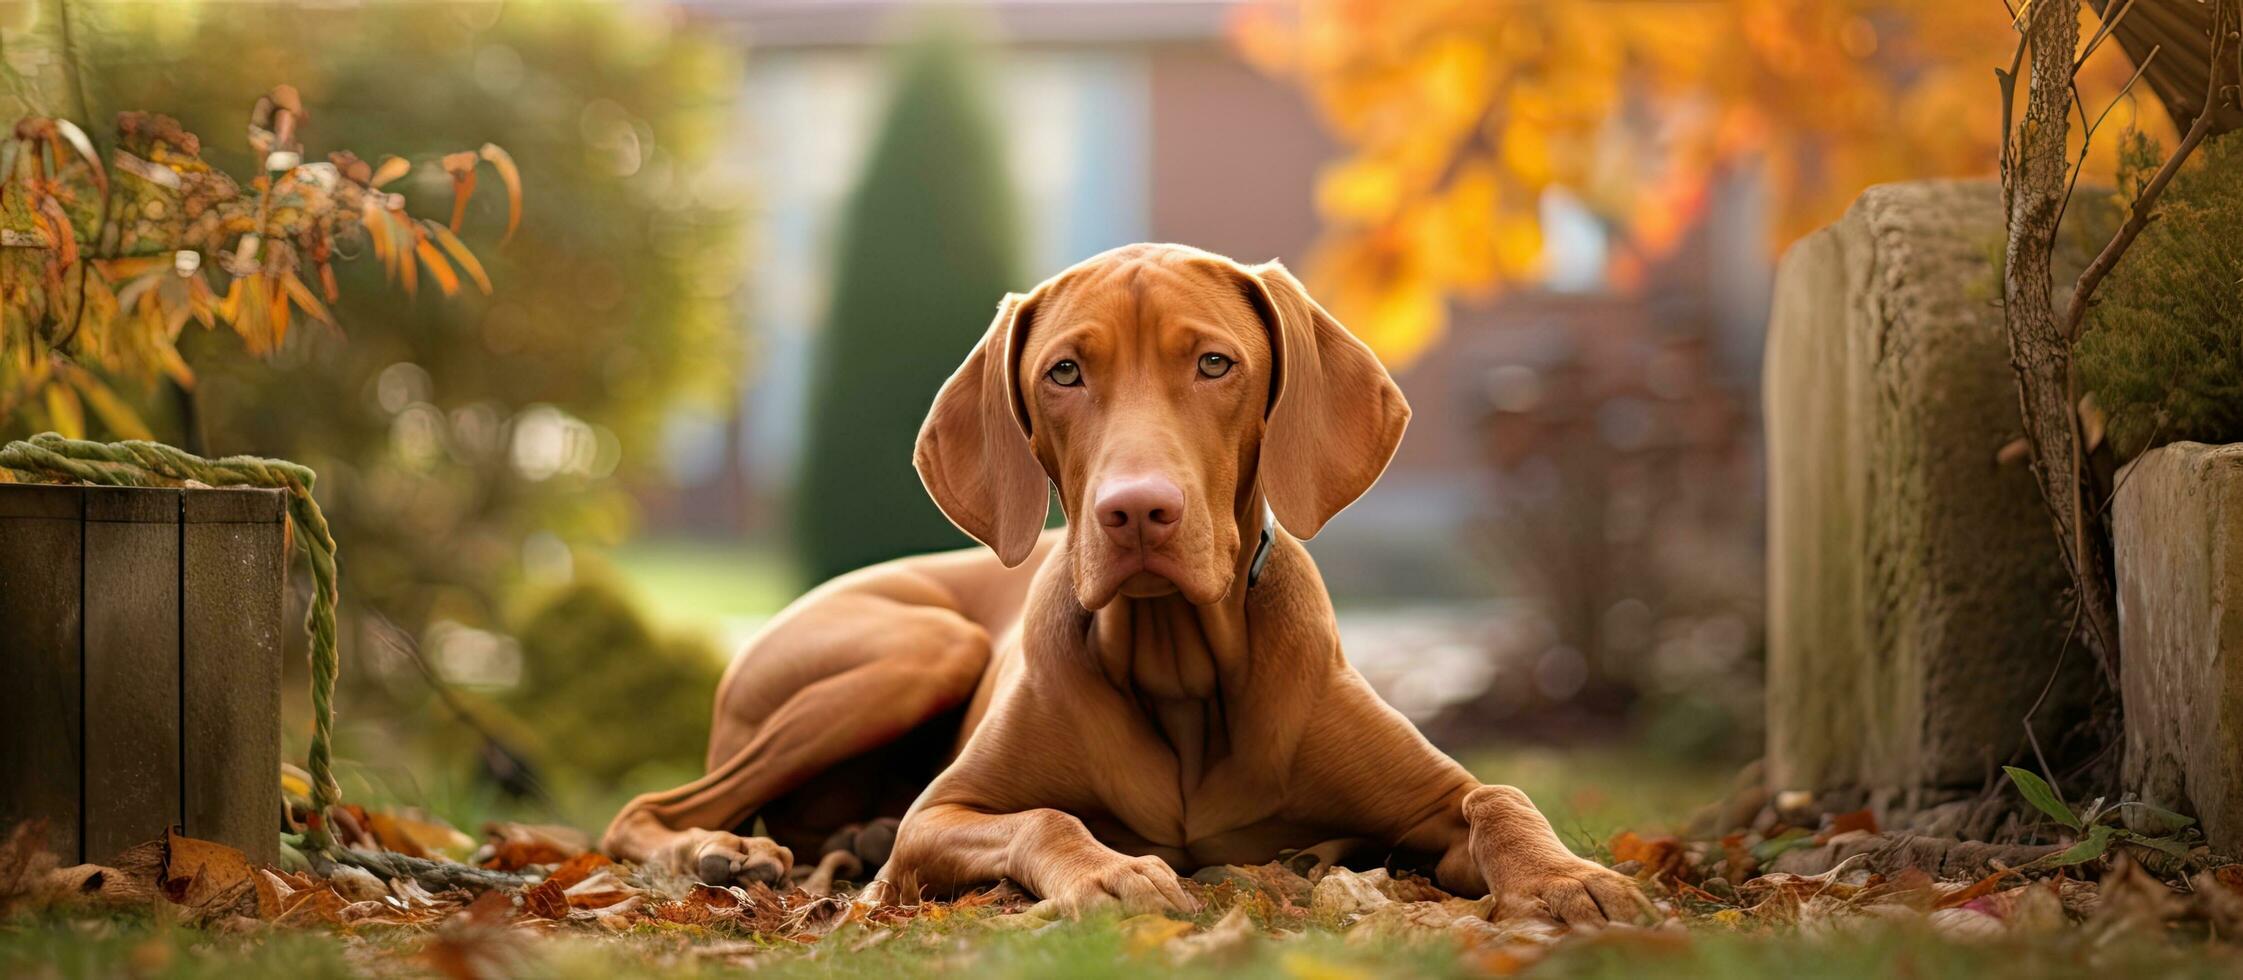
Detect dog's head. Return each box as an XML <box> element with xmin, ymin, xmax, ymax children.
<box><xmin>915</xmin><ymin>243</ymin><xmax>1409</xmax><ymax>610</ymax></box>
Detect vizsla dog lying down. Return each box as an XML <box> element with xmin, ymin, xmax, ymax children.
<box><xmin>602</xmin><ymin>243</ymin><xmax>1652</xmax><ymax>925</ymax></box>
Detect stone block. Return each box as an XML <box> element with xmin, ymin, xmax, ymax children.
<box><xmin>2116</xmin><ymin>441</ymin><xmax>2243</xmax><ymax>852</ymax></box>
<box><xmin>1764</xmin><ymin>179</ymin><xmax>2085</xmax><ymax>795</ymax></box>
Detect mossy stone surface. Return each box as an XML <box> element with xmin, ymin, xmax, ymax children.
<box><xmin>1764</xmin><ymin>180</ymin><xmax>2085</xmax><ymax>795</ymax></box>
<box><xmin>2115</xmin><ymin>441</ymin><xmax>2243</xmax><ymax>852</ymax></box>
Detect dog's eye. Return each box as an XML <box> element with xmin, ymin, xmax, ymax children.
<box><xmin>1047</xmin><ymin>360</ymin><xmax>1082</xmax><ymax>387</ymax></box>
<box><xmin>1198</xmin><ymin>353</ymin><xmax>1233</xmax><ymax>379</ymax></box>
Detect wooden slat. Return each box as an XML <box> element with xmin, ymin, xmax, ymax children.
<box><xmin>0</xmin><ymin>485</ymin><xmax>85</xmax><ymax>861</ymax></box>
<box><xmin>183</xmin><ymin>488</ymin><xmax>288</xmax><ymax>525</ymax></box>
<box><xmin>0</xmin><ymin>482</ymin><xmax>83</xmax><ymax>519</ymax></box>
<box><xmin>2092</xmin><ymin>0</ymin><xmax>2243</xmax><ymax>136</ymax></box>
<box><xmin>182</xmin><ymin>489</ymin><xmax>287</xmax><ymax>865</ymax></box>
<box><xmin>81</xmin><ymin>487</ymin><xmax>182</xmax><ymax>864</ymax></box>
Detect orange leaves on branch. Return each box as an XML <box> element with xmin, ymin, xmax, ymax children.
<box><xmin>415</xmin><ymin>230</ymin><xmax>463</xmax><ymax>297</ymax></box>
<box><xmin>369</xmin><ymin>155</ymin><xmax>412</xmax><ymax>189</ymax></box>
<box><xmin>442</xmin><ymin>151</ymin><xmax>478</xmax><ymax>233</ymax></box>
<box><xmin>2</xmin><ymin>90</ymin><xmax>522</xmax><ymax>439</ymax></box>
<box><xmin>479</xmin><ymin>144</ymin><xmax>523</xmax><ymax>244</ymax></box>
<box><xmin>1233</xmin><ymin>0</ymin><xmax>2166</xmax><ymax>367</ymax></box>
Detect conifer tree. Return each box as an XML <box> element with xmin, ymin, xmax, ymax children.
<box><xmin>796</xmin><ymin>28</ymin><xmax>1022</xmax><ymax>582</ymax></box>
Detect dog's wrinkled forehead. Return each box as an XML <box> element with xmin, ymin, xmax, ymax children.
<box><xmin>1023</xmin><ymin>246</ymin><xmax>1268</xmax><ymax>350</ymax></box>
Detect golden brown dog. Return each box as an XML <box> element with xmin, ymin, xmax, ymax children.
<box><xmin>601</xmin><ymin>243</ymin><xmax>1651</xmax><ymax>925</ymax></box>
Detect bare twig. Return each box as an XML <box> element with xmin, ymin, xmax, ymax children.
<box><xmin>2065</xmin><ymin>0</ymin><xmax>2234</xmax><ymax>342</ymax></box>
<box><xmin>2054</xmin><ymin>45</ymin><xmax>2161</xmax><ymax>234</ymax></box>
<box><xmin>2022</xmin><ymin>592</ymin><xmax>2083</xmax><ymax>806</ymax></box>
<box><xmin>2095</xmin><ymin>412</ymin><xmax>2168</xmax><ymax>519</ymax></box>
<box><xmin>2078</xmin><ymin>0</ymin><xmax>2143</xmax><ymax>72</ymax></box>
<box><xmin>367</xmin><ymin>612</ymin><xmax>559</xmax><ymax>812</ymax></box>
<box><xmin>315</xmin><ymin>847</ymin><xmax>528</xmax><ymax>892</ymax></box>
<box><xmin>2065</xmin><ymin>363</ymin><xmax>2095</xmax><ymax>657</ymax></box>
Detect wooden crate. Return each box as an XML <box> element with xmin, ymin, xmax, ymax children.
<box><xmin>0</xmin><ymin>483</ymin><xmax>289</xmax><ymax>866</ymax></box>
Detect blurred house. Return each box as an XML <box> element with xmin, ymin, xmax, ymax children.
<box><xmin>654</xmin><ymin>0</ymin><xmax>1770</xmax><ymax>615</ymax></box>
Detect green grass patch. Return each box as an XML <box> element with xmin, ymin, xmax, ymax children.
<box><xmin>1460</xmin><ymin>743</ymin><xmax>1739</xmax><ymax>853</ymax></box>
<box><xmin>603</xmin><ymin>539</ymin><xmax>799</xmax><ymax>640</ymax></box>
<box><xmin>7</xmin><ymin>905</ymin><xmax>2233</xmax><ymax>980</ymax></box>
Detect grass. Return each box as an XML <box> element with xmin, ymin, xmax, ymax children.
<box><xmin>1</xmin><ymin>910</ymin><xmax>367</xmax><ymax>980</ymax></box>
<box><xmin>8</xmin><ymin>901</ymin><xmax>2237</xmax><ymax>980</ymax></box>
<box><xmin>1</xmin><ymin>736</ymin><xmax>2227</xmax><ymax>978</ymax></box>
<box><xmin>0</xmin><ymin>909</ymin><xmax>1466</xmax><ymax>979</ymax></box>
<box><xmin>1460</xmin><ymin>743</ymin><xmax>1741</xmax><ymax>854</ymax></box>
<box><xmin>602</xmin><ymin>539</ymin><xmax>800</xmax><ymax>647</ymax></box>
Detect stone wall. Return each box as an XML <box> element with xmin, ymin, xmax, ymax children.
<box><xmin>2116</xmin><ymin>441</ymin><xmax>2243</xmax><ymax>852</ymax></box>
<box><xmin>1764</xmin><ymin>179</ymin><xmax>2085</xmax><ymax>796</ymax></box>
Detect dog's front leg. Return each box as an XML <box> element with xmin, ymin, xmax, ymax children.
<box><xmin>1426</xmin><ymin>784</ymin><xmax>1656</xmax><ymax>927</ymax></box>
<box><xmin>866</xmin><ymin>804</ymin><xmax>1197</xmax><ymax>917</ymax></box>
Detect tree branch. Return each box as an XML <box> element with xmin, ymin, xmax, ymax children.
<box><xmin>2004</xmin><ymin>0</ymin><xmax>2123</xmax><ymax>686</ymax></box>
<box><xmin>2078</xmin><ymin>0</ymin><xmax>2143</xmax><ymax>71</ymax></box>
<box><xmin>2064</xmin><ymin>15</ymin><xmax>2232</xmax><ymax>341</ymax></box>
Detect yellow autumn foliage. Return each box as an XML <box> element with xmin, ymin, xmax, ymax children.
<box><xmin>1234</xmin><ymin>0</ymin><xmax>2169</xmax><ymax>366</ymax></box>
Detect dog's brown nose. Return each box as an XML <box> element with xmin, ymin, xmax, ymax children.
<box><xmin>1095</xmin><ymin>476</ymin><xmax>1183</xmax><ymax>550</ymax></box>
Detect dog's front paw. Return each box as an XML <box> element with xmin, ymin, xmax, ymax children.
<box><xmin>1489</xmin><ymin>857</ymin><xmax>1655</xmax><ymax>927</ymax></box>
<box><xmin>1464</xmin><ymin>784</ymin><xmax>1656</xmax><ymax>928</ymax></box>
<box><xmin>1030</xmin><ymin>853</ymin><xmax>1199</xmax><ymax>918</ymax></box>
<box><xmin>676</xmin><ymin>828</ymin><xmax>792</xmax><ymax>887</ymax></box>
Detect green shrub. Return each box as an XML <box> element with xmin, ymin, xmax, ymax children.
<box><xmin>500</xmin><ymin>575</ymin><xmax>720</xmax><ymax>793</ymax></box>
<box><xmin>2076</xmin><ymin>129</ymin><xmax>2243</xmax><ymax>456</ymax></box>
<box><xmin>28</xmin><ymin>3</ymin><xmax>746</xmax><ymax>818</ymax></box>
<box><xmin>794</xmin><ymin>27</ymin><xmax>1022</xmax><ymax>583</ymax></box>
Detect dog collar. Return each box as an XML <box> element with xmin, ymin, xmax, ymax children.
<box><xmin>1247</xmin><ymin>504</ymin><xmax>1275</xmax><ymax>589</ymax></box>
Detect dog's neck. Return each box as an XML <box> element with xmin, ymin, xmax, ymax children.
<box><xmin>1036</xmin><ymin>495</ymin><xmax>1327</xmax><ymax>791</ymax></box>
<box><xmin>1067</xmin><ymin>496</ymin><xmax>1271</xmax><ymax>702</ymax></box>
<box><xmin>1087</xmin><ymin>582</ymin><xmax>1249</xmax><ymax>703</ymax></box>
<box><xmin>1083</xmin><ymin>504</ymin><xmax>1265</xmax><ymax>789</ymax></box>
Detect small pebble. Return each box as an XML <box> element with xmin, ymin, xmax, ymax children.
<box><xmin>1775</xmin><ymin>790</ymin><xmax>1817</xmax><ymax>819</ymax></box>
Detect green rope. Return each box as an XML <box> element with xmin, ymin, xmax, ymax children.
<box><xmin>0</xmin><ymin>432</ymin><xmax>342</xmax><ymax>850</ymax></box>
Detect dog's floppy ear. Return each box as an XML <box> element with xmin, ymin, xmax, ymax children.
<box><xmin>1242</xmin><ymin>260</ymin><xmax>1410</xmax><ymax>539</ymax></box>
<box><xmin>914</xmin><ymin>292</ymin><xmax>1049</xmax><ymax>566</ymax></box>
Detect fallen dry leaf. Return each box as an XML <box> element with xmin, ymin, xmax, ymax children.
<box><xmin>1935</xmin><ymin>866</ymin><xmax>2019</xmax><ymax>909</ymax></box>
<box><xmin>365</xmin><ymin>813</ymin><xmax>432</xmax><ymax>859</ymax></box>
<box><xmin>1819</xmin><ymin>809</ymin><xmax>1879</xmax><ymax>841</ymax></box>
<box><xmin>161</xmin><ymin>828</ymin><xmax>257</xmax><ymax>918</ymax></box>
<box><xmin>522</xmin><ymin>880</ymin><xmax>568</xmax><ymax>920</ymax></box>
<box><xmin>2191</xmin><ymin>868</ymin><xmax>2243</xmax><ymax>934</ymax></box>
<box><xmin>1193</xmin><ymin>863</ymin><xmax>1313</xmax><ymax>908</ymax></box>
<box><xmin>325</xmin><ymin>864</ymin><xmax>388</xmax><ymax>903</ymax></box>
<box><xmin>2087</xmin><ymin>855</ymin><xmax>2182</xmax><ymax>939</ymax></box>
<box><xmin>1120</xmin><ymin>912</ymin><xmax>1196</xmax><ymax>955</ymax></box>
<box><xmin>686</xmin><ymin>882</ymin><xmax>744</xmax><ymax>909</ymax></box>
<box><xmin>1166</xmin><ymin>906</ymin><xmax>1261</xmax><ymax>965</ymax></box>
<box><xmin>544</xmin><ymin>851</ymin><xmax>614</xmax><ymax>891</ymax></box>
<box><xmin>0</xmin><ymin>822</ymin><xmax>61</xmax><ymax>914</ymax></box>
<box><xmin>560</xmin><ymin>869</ymin><xmax>639</xmax><ymax>909</ymax></box>
<box><xmin>42</xmin><ymin>863</ymin><xmax>153</xmax><ymax>908</ymax></box>
<box><xmin>1610</xmin><ymin>832</ymin><xmax>1685</xmax><ymax>879</ymax></box>
<box><xmin>1311</xmin><ymin>867</ymin><xmax>1395</xmax><ymax>923</ymax></box>
<box><xmin>479</xmin><ymin>823</ymin><xmax>588</xmax><ymax>871</ymax></box>
<box><xmin>363</xmin><ymin>808</ymin><xmax>475</xmax><ymax>861</ymax></box>
<box><xmin>422</xmin><ymin>890</ymin><xmax>528</xmax><ymax>980</ymax></box>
